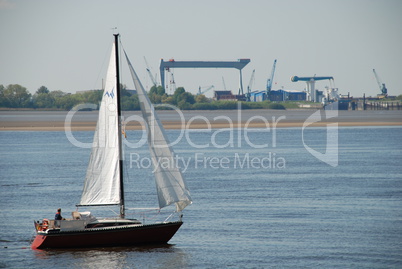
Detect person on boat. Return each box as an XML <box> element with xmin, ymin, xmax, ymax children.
<box><xmin>54</xmin><ymin>208</ymin><xmax>66</xmax><ymax>227</ymax></box>
<box><xmin>55</xmin><ymin>208</ymin><xmax>64</xmax><ymax>220</ymax></box>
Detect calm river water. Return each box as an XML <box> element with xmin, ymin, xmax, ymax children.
<box><xmin>0</xmin><ymin>126</ymin><xmax>401</xmax><ymax>268</ymax></box>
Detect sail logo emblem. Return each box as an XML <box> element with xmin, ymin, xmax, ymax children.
<box><xmin>104</xmin><ymin>88</ymin><xmax>115</xmax><ymax>99</ymax></box>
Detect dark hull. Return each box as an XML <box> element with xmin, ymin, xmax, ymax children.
<box><xmin>31</xmin><ymin>221</ymin><xmax>182</xmax><ymax>249</ymax></box>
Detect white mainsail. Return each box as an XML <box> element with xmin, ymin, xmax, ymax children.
<box><xmin>78</xmin><ymin>43</ymin><xmax>121</xmax><ymax>206</ymax></box>
<box><xmin>124</xmin><ymin>50</ymin><xmax>192</xmax><ymax>212</ymax></box>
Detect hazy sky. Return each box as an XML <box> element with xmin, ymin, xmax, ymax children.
<box><xmin>1</xmin><ymin>0</ymin><xmax>401</xmax><ymax>98</ymax></box>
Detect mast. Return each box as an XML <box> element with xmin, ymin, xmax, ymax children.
<box><xmin>114</xmin><ymin>33</ymin><xmax>125</xmax><ymax>218</ymax></box>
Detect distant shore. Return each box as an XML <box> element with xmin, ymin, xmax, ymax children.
<box><xmin>1</xmin><ymin>121</ymin><xmax>402</xmax><ymax>132</ymax></box>
<box><xmin>1</xmin><ymin>110</ymin><xmax>401</xmax><ymax>131</ymax></box>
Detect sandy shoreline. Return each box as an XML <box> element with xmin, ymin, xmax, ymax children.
<box><xmin>1</xmin><ymin>110</ymin><xmax>401</xmax><ymax>131</ymax></box>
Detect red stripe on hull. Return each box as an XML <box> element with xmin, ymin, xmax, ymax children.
<box><xmin>31</xmin><ymin>221</ymin><xmax>182</xmax><ymax>249</ymax></box>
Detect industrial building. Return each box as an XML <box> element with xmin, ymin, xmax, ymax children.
<box><xmin>249</xmin><ymin>91</ymin><xmax>266</xmax><ymax>102</ymax></box>
<box><xmin>269</xmin><ymin>89</ymin><xmax>307</xmax><ymax>101</ymax></box>
<box><xmin>214</xmin><ymin>91</ymin><xmax>246</xmax><ymax>101</ymax></box>
<box><xmin>249</xmin><ymin>89</ymin><xmax>306</xmax><ymax>102</ymax></box>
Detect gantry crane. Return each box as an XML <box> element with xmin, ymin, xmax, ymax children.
<box><xmin>160</xmin><ymin>59</ymin><xmax>250</xmax><ymax>95</ymax></box>
<box><xmin>291</xmin><ymin>75</ymin><xmax>334</xmax><ymax>102</ymax></box>
<box><xmin>372</xmin><ymin>69</ymin><xmax>388</xmax><ymax>97</ymax></box>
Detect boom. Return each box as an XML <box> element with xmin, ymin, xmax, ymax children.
<box><xmin>373</xmin><ymin>69</ymin><xmax>387</xmax><ymax>95</ymax></box>
<box><xmin>246</xmin><ymin>69</ymin><xmax>255</xmax><ymax>101</ymax></box>
<box><xmin>266</xmin><ymin>59</ymin><xmax>277</xmax><ymax>98</ymax></box>
<box><xmin>291</xmin><ymin>76</ymin><xmax>333</xmax><ymax>82</ymax></box>
<box><xmin>144</xmin><ymin>57</ymin><xmax>158</xmax><ymax>86</ymax></box>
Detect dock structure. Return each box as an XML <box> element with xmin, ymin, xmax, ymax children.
<box><xmin>160</xmin><ymin>59</ymin><xmax>250</xmax><ymax>94</ymax></box>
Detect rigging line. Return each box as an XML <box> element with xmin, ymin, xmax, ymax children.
<box><xmin>107</xmin><ymin>207</ymin><xmax>120</xmax><ymax>216</ymax></box>
<box><xmin>142</xmin><ymin>212</ymin><xmax>162</xmax><ymax>221</ymax></box>
<box><xmin>118</xmin><ymin>38</ymin><xmax>131</xmax><ymax>195</ymax></box>
<box><xmin>164</xmin><ymin>212</ymin><xmax>176</xmax><ymax>223</ymax></box>
<box><xmin>123</xmin><ymin>148</ymin><xmax>130</xmax><ymax>190</ymax></box>
<box><xmin>93</xmin><ymin>39</ymin><xmax>113</xmax><ymax>90</ymax></box>
<box><xmin>117</xmin><ymin>36</ymin><xmax>123</xmax><ymax>92</ymax></box>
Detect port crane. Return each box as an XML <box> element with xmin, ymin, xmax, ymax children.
<box><xmin>198</xmin><ymin>85</ymin><xmax>214</xmax><ymax>95</ymax></box>
<box><xmin>372</xmin><ymin>69</ymin><xmax>388</xmax><ymax>97</ymax></box>
<box><xmin>222</xmin><ymin>77</ymin><xmax>227</xmax><ymax>90</ymax></box>
<box><xmin>291</xmin><ymin>75</ymin><xmax>334</xmax><ymax>102</ymax></box>
<box><xmin>266</xmin><ymin>59</ymin><xmax>277</xmax><ymax>99</ymax></box>
<box><xmin>144</xmin><ymin>57</ymin><xmax>158</xmax><ymax>86</ymax></box>
<box><xmin>246</xmin><ymin>69</ymin><xmax>255</xmax><ymax>101</ymax></box>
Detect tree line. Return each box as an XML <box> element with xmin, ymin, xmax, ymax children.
<box><xmin>0</xmin><ymin>84</ymin><xmax>289</xmax><ymax>110</ymax></box>
<box><xmin>0</xmin><ymin>84</ymin><xmax>136</xmax><ymax>110</ymax></box>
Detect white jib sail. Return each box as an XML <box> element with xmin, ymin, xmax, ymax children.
<box><xmin>79</xmin><ymin>43</ymin><xmax>121</xmax><ymax>206</ymax></box>
<box><xmin>124</xmin><ymin>50</ymin><xmax>192</xmax><ymax>212</ymax></box>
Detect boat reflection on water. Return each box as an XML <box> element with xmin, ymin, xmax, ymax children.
<box><xmin>33</xmin><ymin>244</ymin><xmax>189</xmax><ymax>268</ymax></box>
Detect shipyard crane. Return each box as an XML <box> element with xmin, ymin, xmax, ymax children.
<box><xmin>246</xmin><ymin>69</ymin><xmax>255</xmax><ymax>101</ymax></box>
<box><xmin>144</xmin><ymin>57</ymin><xmax>158</xmax><ymax>86</ymax></box>
<box><xmin>198</xmin><ymin>85</ymin><xmax>215</xmax><ymax>95</ymax></box>
<box><xmin>291</xmin><ymin>75</ymin><xmax>334</xmax><ymax>102</ymax></box>
<box><xmin>266</xmin><ymin>59</ymin><xmax>277</xmax><ymax>99</ymax></box>
<box><xmin>222</xmin><ymin>77</ymin><xmax>227</xmax><ymax>90</ymax></box>
<box><xmin>160</xmin><ymin>58</ymin><xmax>250</xmax><ymax>95</ymax></box>
<box><xmin>372</xmin><ymin>69</ymin><xmax>388</xmax><ymax>97</ymax></box>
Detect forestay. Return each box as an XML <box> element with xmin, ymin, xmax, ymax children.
<box><xmin>124</xmin><ymin>50</ymin><xmax>192</xmax><ymax>212</ymax></box>
<box><xmin>78</xmin><ymin>43</ymin><xmax>121</xmax><ymax>206</ymax></box>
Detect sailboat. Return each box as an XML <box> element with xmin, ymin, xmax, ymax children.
<box><xmin>31</xmin><ymin>34</ymin><xmax>192</xmax><ymax>249</ymax></box>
